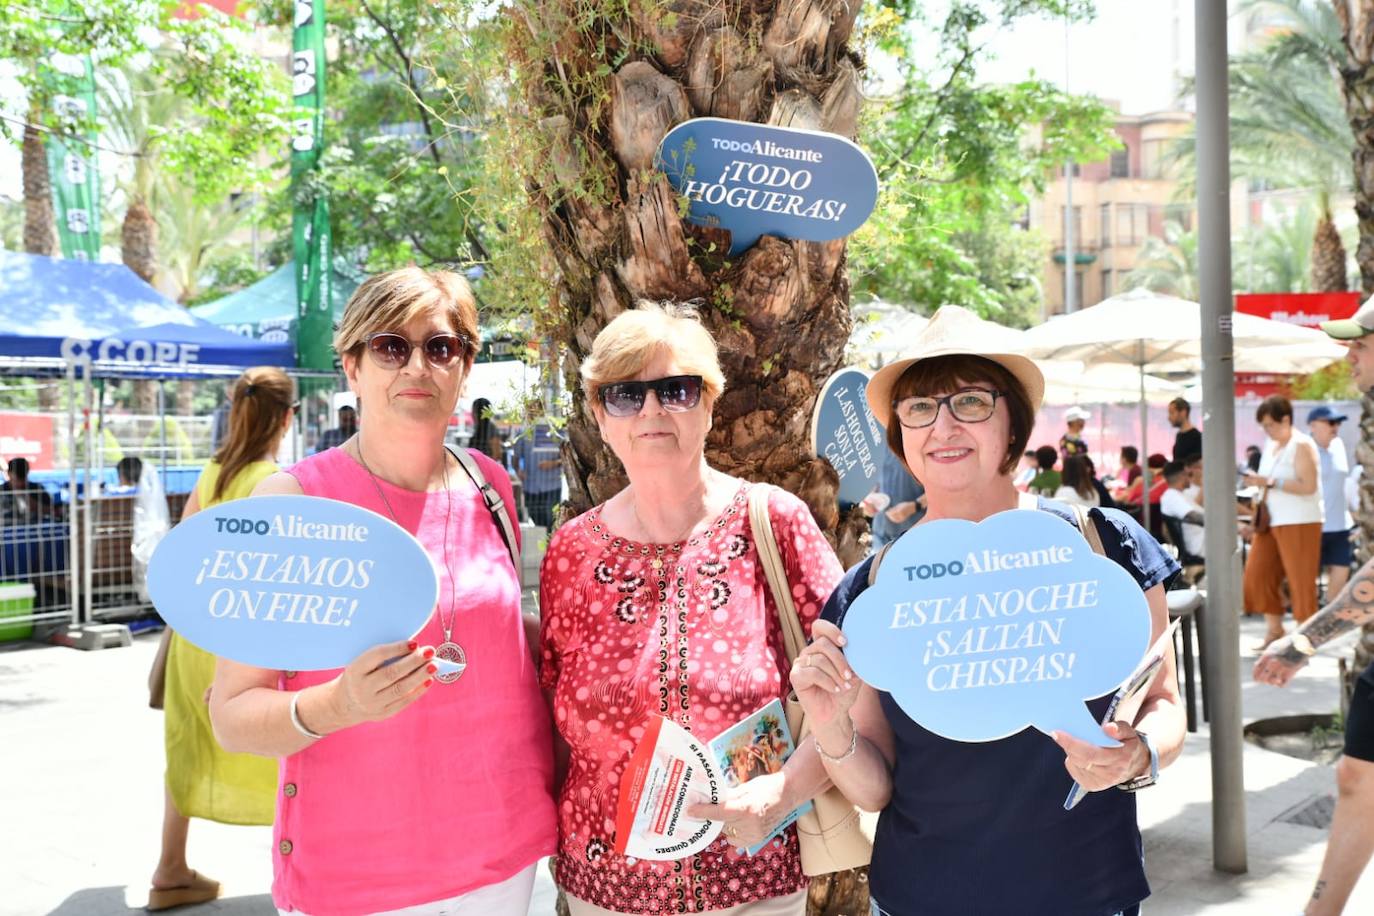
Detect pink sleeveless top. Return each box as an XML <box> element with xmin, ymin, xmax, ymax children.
<box><xmin>272</xmin><ymin>447</ymin><xmax>556</xmax><ymax>916</ymax></box>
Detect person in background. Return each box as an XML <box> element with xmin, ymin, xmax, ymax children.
<box><xmin>1013</xmin><ymin>448</ymin><xmax>1039</xmax><ymax>491</ymax></box>
<box><xmin>1054</xmin><ymin>454</ymin><xmax>1100</xmax><ymax>508</ymax></box>
<box><xmin>1184</xmin><ymin>452</ymin><xmax>1204</xmax><ymax>506</ymax></box>
<box><xmin>1082</xmin><ymin>455</ymin><xmax>1117</xmax><ymax>510</ymax></box>
<box><xmin>1119</xmin><ymin>452</ymin><xmax>1170</xmax><ymax>541</ymax></box>
<box><xmin>0</xmin><ymin>457</ymin><xmax>57</xmax><ymax>523</ymax></box>
<box><xmin>1027</xmin><ymin>444</ymin><xmax>1061</xmax><ymax>496</ymax></box>
<box><xmin>1243</xmin><ymin>395</ymin><xmax>1324</xmax><ymax>650</ymax></box>
<box><xmin>315</xmin><ymin>404</ymin><xmax>357</xmax><ymax>452</ymax></box>
<box><xmin>1118</xmin><ymin>445</ymin><xmax>1143</xmax><ymax>488</ymax></box>
<box><xmin>863</xmin><ymin>445</ymin><xmax>927</xmax><ymax>549</ymax></box>
<box><xmin>148</xmin><ymin>367</ymin><xmax>293</xmax><ymax>911</ymax></box>
<box><xmin>114</xmin><ymin>456</ymin><xmax>143</xmax><ymax>492</ymax></box>
<box><xmin>1160</xmin><ymin>461</ymin><xmax>1206</xmax><ymax>560</ymax></box>
<box><xmin>1245</xmin><ymin>444</ymin><xmax>1263</xmax><ymax>474</ymax></box>
<box><xmin>1059</xmin><ymin>405</ymin><xmax>1090</xmax><ymax>460</ymax></box>
<box><xmin>514</xmin><ymin>420</ymin><xmax>563</xmax><ymax>529</ymax></box>
<box><xmin>1254</xmin><ymin>300</ymin><xmax>1374</xmax><ymax>916</ymax></box>
<box><xmin>469</xmin><ymin>397</ymin><xmax>506</xmax><ymax>466</ymax></box>
<box><xmin>209</xmin><ymin>390</ymin><xmax>233</xmax><ymax>454</ymax></box>
<box><xmin>1309</xmin><ymin>405</ymin><xmax>1355</xmax><ymax>600</ymax></box>
<box><xmin>1168</xmin><ymin>397</ymin><xmax>1201</xmax><ymax>464</ymax></box>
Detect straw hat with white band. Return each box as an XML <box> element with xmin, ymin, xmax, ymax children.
<box><xmin>865</xmin><ymin>305</ymin><xmax>1046</xmax><ymax>429</ymax></box>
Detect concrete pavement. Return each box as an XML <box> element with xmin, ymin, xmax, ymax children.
<box><xmin>2</xmin><ymin>612</ymin><xmax>1372</xmax><ymax>915</ymax></box>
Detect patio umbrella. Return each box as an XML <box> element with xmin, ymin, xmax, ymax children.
<box><xmin>1021</xmin><ymin>287</ymin><xmax>1341</xmax><ymax>525</ymax></box>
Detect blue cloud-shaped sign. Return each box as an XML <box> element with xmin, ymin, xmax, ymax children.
<box><xmin>843</xmin><ymin>509</ymin><xmax>1151</xmax><ymax>747</ymax></box>
<box><xmin>148</xmin><ymin>495</ymin><xmax>439</xmax><ymax>670</ymax></box>
<box><xmin>656</xmin><ymin>118</ymin><xmax>878</xmax><ymax>255</ymax></box>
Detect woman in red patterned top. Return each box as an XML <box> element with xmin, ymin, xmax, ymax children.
<box><xmin>539</xmin><ymin>302</ymin><xmax>844</xmax><ymax>916</ymax></box>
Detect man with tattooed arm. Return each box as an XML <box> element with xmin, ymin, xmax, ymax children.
<box><xmin>1254</xmin><ymin>298</ymin><xmax>1374</xmax><ymax>916</ymax></box>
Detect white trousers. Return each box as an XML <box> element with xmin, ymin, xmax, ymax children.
<box><xmin>566</xmin><ymin>889</ymin><xmax>807</xmax><ymax>916</ymax></box>
<box><xmin>279</xmin><ymin>863</ymin><xmax>537</xmax><ymax>916</ymax></box>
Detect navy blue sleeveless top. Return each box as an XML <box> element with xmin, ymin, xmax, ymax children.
<box><xmin>822</xmin><ymin>500</ymin><xmax>1179</xmax><ymax>916</ymax></box>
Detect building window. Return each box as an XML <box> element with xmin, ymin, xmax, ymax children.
<box><xmin>1101</xmin><ymin>268</ymin><xmax>1112</xmax><ymax>300</ymax></box>
<box><xmin>1116</xmin><ymin>203</ymin><xmax>1148</xmax><ymax>246</ymax></box>
<box><xmin>1164</xmin><ymin>203</ymin><xmax>1193</xmax><ymax>232</ymax></box>
<box><xmin>1110</xmin><ymin>148</ymin><xmax>1130</xmax><ymax>178</ymax></box>
<box><xmin>1141</xmin><ymin>139</ymin><xmax>1170</xmax><ymax>179</ymax></box>
<box><xmin>1060</xmin><ymin>205</ymin><xmax>1083</xmax><ymax>244</ymax></box>
<box><xmin>1099</xmin><ymin>203</ymin><xmax>1111</xmax><ymax>247</ymax></box>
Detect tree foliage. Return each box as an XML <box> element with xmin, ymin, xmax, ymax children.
<box><xmin>849</xmin><ymin>1</ymin><xmax>1118</xmax><ymax>325</ymax></box>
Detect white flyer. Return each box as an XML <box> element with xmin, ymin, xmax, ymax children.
<box><xmin>613</xmin><ymin>715</ymin><xmax>723</xmax><ymax>860</ymax></box>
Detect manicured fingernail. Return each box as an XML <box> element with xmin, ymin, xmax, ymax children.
<box><xmin>427</xmin><ymin>663</ymin><xmax>437</xmax><ymax>674</ymax></box>
<box><xmin>838</xmin><ymin>635</ymin><xmax>848</xmax><ymax>646</ymax></box>
<box><xmin>423</xmin><ymin>647</ymin><xmax>435</xmax><ymax>659</ymax></box>
<box><xmin>844</xmin><ymin>670</ymin><xmax>852</xmax><ymax>680</ymax></box>
<box><xmin>423</xmin><ymin>678</ymin><xmax>433</xmax><ymax>688</ymax></box>
<box><xmin>407</xmin><ymin>640</ymin><xmax>418</xmax><ymax>651</ymax></box>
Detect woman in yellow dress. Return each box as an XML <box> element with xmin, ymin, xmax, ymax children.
<box><xmin>148</xmin><ymin>366</ymin><xmax>296</xmax><ymax>911</ymax></box>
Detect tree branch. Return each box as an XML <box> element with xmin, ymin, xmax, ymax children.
<box><xmin>358</xmin><ymin>0</ymin><xmax>443</xmax><ymax>166</ymax></box>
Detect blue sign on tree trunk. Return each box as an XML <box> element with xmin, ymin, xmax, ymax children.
<box><xmin>811</xmin><ymin>368</ymin><xmax>886</xmax><ymax>508</ymax></box>
<box><xmin>656</xmin><ymin>118</ymin><xmax>879</xmax><ymax>255</ymax></box>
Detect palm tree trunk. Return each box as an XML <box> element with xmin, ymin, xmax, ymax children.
<box><xmin>1330</xmin><ymin>0</ymin><xmax>1374</xmax><ymax>698</ymax></box>
<box><xmin>510</xmin><ymin>0</ymin><xmax>869</xmax><ymax>911</ymax></box>
<box><xmin>121</xmin><ymin>198</ymin><xmax>158</xmax><ymax>284</ymax></box>
<box><xmin>1311</xmin><ymin>211</ymin><xmax>1348</xmax><ymax>292</ymax></box>
<box><xmin>22</xmin><ymin>106</ymin><xmax>56</xmax><ymax>258</ymax></box>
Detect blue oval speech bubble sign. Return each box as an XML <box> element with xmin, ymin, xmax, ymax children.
<box><xmin>842</xmin><ymin>510</ymin><xmax>1151</xmax><ymax>747</ymax></box>
<box><xmin>811</xmin><ymin>368</ymin><xmax>885</xmax><ymax>508</ymax></box>
<box><xmin>147</xmin><ymin>495</ymin><xmax>438</xmax><ymax>670</ymax></box>
<box><xmin>656</xmin><ymin>118</ymin><xmax>878</xmax><ymax>255</ymax></box>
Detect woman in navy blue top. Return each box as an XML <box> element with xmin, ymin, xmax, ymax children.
<box><xmin>791</xmin><ymin>307</ymin><xmax>1184</xmax><ymax>916</ymax></box>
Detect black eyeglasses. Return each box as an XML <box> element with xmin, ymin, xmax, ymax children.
<box><xmin>599</xmin><ymin>375</ymin><xmax>704</xmax><ymax>418</ymax></box>
<box><xmin>893</xmin><ymin>388</ymin><xmax>1003</xmax><ymax>429</ymax></box>
<box><xmin>363</xmin><ymin>332</ymin><xmax>471</xmax><ymax>370</ymax></box>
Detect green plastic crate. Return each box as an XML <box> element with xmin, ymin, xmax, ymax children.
<box><xmin>0</xmin><ymin>582</ymin><xmax>36</xmax><ymax>642</ymax></box>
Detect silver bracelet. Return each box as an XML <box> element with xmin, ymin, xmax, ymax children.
<box><xmin>814</xmin><ymin>722</ymin><xmax>858</xmax><ymax>763</ymax></box>
<box><xmin>289</xmin><ymin>691</ymin><xmax>326</xmax><ymax>741</ymax></box>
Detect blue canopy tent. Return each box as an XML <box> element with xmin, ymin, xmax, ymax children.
<box><xmin>0</xmin><ymin>250</ymin><xmax>303</xmax><ymax>633</ymax></box>
<box><xmin>0</xmin><ymin>250</ymin><xmax>294</xmax><ymax>371</ymax></box>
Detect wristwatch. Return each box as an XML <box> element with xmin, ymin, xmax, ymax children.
<box><xmin>1290</xmin><ymin>632</ymin><xmax>1318</xmax><ymax>657</ymax></box>
<box><xmin>1118</xmin><ymin>730</ymin><xmax>1158</xmax><ymax>792</ymax></box>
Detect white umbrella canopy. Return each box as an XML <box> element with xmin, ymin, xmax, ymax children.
<box><xmin>1230</xmin><ymin>340</ymin><xmax>1348</xmax><ymax>374</ymax></box>
<box><xmin>849</xmin><ymin>299</ymin><xmax>931</xmax><ymax>364</ymax></box>
<box><xmin>1021</xmin><ymin>287</ymin><xmax>1339</xmax><ymax>372</ymax></box>
<box><xmin>1040</xmin><ymin>360</ymin><xmax>1184</xmax><ymax>405</ymax></box>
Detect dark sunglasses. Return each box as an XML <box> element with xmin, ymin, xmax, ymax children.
<box><xmin>599</xmin><ymin>375</ymin><xmax>704</xmax><ymax>418</ymax></box>
<box><xmin>363</xmin><ymin>331</ymin><xmax>470</xmax><ymax>369</ymax></box>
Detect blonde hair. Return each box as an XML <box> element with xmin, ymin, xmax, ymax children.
<box><xmin>334</xmin><ymin>266</ymin><xmax>480</xmax><ymax>360</ymax></box>
<box><xmin>213</xmin><ymin>367</ymin><xmax>294</xmax><ymax>503</ymax></box>
<box><xmin>580</xmin><ymin>301</ymin><xmax>726</xmax><ymax>408</ymax></box>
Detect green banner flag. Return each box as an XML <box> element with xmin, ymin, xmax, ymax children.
<box><xmin>292</xmin><ymin>0</ymin><xmax>333</xmax><ymax>370</ymax></box>
<box><xmin>46</xmin><ymin>57</ymin><xmax>101</xmax><ymax>262</ymax></box>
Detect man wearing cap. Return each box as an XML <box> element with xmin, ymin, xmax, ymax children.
<box><xmin>1309</xmin><ymin>406</ymin><xmax>1355</xmax><ymax>599</ymax></box>
<box><xmin>1255</xmin><ymin>303</ymin><xmax>1374</xmax><ymax>916</ymax></box>
<box><xmin>1059</xmin><ymin>405</ymin><xmax>1090</xmax><ymax>462</ymax></box>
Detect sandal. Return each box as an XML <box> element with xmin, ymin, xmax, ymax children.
<box><xmin>146</xmin><ymin>871</ymin><xmax>221</xmax><ymax>911</ymax></box>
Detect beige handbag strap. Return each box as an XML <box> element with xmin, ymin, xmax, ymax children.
<box><xmin>748</xmin><ymin>485</ymin><xmax>807</xmax><ymax>666</ymax></box>
<box><xmin>446</xmin><ymin>445</ymin><xmax>520</xmax><ymax>574</ymax></box>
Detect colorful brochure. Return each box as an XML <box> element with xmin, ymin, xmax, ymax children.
<box><xmin>1063</xmin><ymin>619</ymin><xmax>1180</xmax><ymax>811</ymax></box>
<box><xmin>614</xmin><ymin>698</ymin><xmax>810</xmax><ymax>860</ymax></box>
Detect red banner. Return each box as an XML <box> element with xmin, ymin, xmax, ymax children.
<box><xmin>1235</xmin><ymin>291</ymin><xmax>1361</xmax><ymax>329</ymax></box>
<box><xmin>0</xmin><ymin>413</ymin><xmax>55</xmax><ymax>470</ymax></box>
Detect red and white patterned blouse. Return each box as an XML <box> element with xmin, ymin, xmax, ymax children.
<box><xmin>539</xmin><ymin>482</ymin><xmax>843</xmax><ymax>914</ymax></box>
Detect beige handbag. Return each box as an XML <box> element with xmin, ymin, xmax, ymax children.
<box><xmin>748</xmin><ymin>486</ymin><xmax>875</xmax><ymax>876</ymax></box>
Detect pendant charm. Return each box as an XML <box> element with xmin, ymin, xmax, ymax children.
<box><xmin>434</xmin><ymin>641</ymin><xmax>467</xmax><ymax>683</ymax></box>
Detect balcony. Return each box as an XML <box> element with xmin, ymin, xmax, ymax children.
<box><xmin>1052</xmin><ymin>242</ymin><xmax>1099</xmax><ymax>265</ymax></box>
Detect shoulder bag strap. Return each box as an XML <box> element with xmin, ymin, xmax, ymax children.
<box><xmin>446</xmin><ymin>445</ymin><xmax>520</xmax><ymax>575</ymax></box>
<box><xmin>748</xmin><ymin>485</ymin><xmax>807</xmax><ymax>666</ymax></box>
<box><xmin>866</xmin><ymin>542</ymin><xmax>895</xmax><ymax>588</ymax></box>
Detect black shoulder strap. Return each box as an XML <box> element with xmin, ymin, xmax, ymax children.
<box><xmin>446</xmin><ymin>445</ymin><xmax>520</xmax><ymax>575</ymax></box>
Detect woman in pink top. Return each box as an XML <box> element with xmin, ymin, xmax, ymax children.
<box><xmin>210</xmin><ymin>268</ymin><xmax>556</xmax><ymax>916</ymax></box>
<box><xmin>539</xmin><ymin>303</ymin><xmax>843</xmax><ymax>915</ymax></box>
